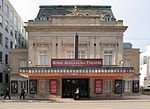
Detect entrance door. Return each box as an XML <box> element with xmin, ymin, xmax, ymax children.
<box><xmin>62</xmin><ymin>78</ymin><xmax>89</xmax><ymax>98</ymax></box>
<box><xmin>39</xmin><ymin>80</ymin><xmax>46</xmax><ymax>94</ymax></box>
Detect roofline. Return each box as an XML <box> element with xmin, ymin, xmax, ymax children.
<box><xmin>39</xmin><ymin>5</ymin><xmax>112</xmax><ymax>10</ymax></box>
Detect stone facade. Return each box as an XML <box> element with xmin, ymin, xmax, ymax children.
<box><xmin>0</xmin><ymin>0</ymin><xmax>27</xmax><ymax>95</ymax></box>
<box><xmin>10</xmin><ymin>5</ymin><xmax>140</xmax><ymax>99</ymax></box>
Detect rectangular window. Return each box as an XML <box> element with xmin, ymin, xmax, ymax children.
<box><xmin>5</xmin><ymin>37</ymin><xmax>8</xmax><ymax>48</ymax></box>
<box><xmin>123</xmin><ymin>59</ymin><xmax>131</xmax><ymax>67</ymax></box>
<box><xmin>0</xmin><ymin>52</ymin><xmax>2</xmax><ymax>62</ymax></box>
<box><xmin>10</xmin><ymin>26</ymin><xmax>13</xmax><ymax>36</ymax></box>
<box><xmin>38</xmin><ymin>51</ymin><xmax>48</xmax><ymax>65</ymax></box>
<box><xmin>104</xmin><ymin>51</ymin><xmax>113</xmax><ymax>65</ymax></box>
<box><xmin>5</xmin><ymin>54</ymin><xmax>8</xmax><ymax>64</ymax></box>
<box><xmin>5</xmin><ymin>74</ymin><xmax>8</xmax><ymax>83</ymax></box>
<box><xmin>0</xmin><ymin>15</ymin><xmax>3</xmax><ymax>27</ymax></box>
<box><xmin>5</xmin><ymin>20</ymin><xmax>8</xmax><ymax>32</ymax></box>
<box><xmin>66</xmin><ymin>51</ymin><xmax>74</xmax><ymax>59</ymax></box>
<box><xmin>143</xmin><ymin>56</ymin><xmax>147</xmax><ymax>64</ymax></box>
<box><xmin>66</xmin><ymin>51</ymin><xmax>86</xmax><ymax>59</ymax></box>
<box><xmin>0</xmin><ymin>0</ymin><xmax>3</xmax><ymax>9</ymax></box>
<box><xmin>78</xmin><ymin>51</ymin><xmax>86</xmax><ymax>59</ymax></box>
<box><xmin>19</xmin><ymin>59</ymin><xmax>27</xmax><ymax>67</ymax></box>
<box><xmin>20</xmin><ymin>81</ymin><xmax>27</xmax><ymax>90</ymax></box>
<box><xmin>5</xmin><ymin>4</ymin><xmax>9</xmax><ymax>16</ymax></box>
<box><xmin>10</xmin><ymin>10</ymin><xmax>13</xmax><ymax>22</ymax></box>
<box><xmin>0</xmin><ymin>33</ymin><xmax>2</xmax><ymax>45</ymax></box>
<box><xmin>0</xmin><ymin>73</ymin><xmax>2</xmax><ymax>83</ymax></box>
<box><xmin>10</xmin><ymin>41</ymin><xmax>13</xmax><ymax>49</ymax></box>
<box><xmin>14</xmin><ymin>16</ymin><xmax>17</xmax><ymax>26</ymax></box>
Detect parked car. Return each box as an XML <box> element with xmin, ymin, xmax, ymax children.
<box><xmin>143</xmin><ymin>86</ymin><xmax>150</xmax><ymax>91</ymax></box>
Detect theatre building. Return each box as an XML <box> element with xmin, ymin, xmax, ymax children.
<box><xmin>10</xmin><ymin>5</ymin><xmax>140</xmax><ymax>99</ymax></box>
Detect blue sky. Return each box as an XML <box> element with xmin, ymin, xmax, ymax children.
<box><xmin>9</xmin><ymin>0</ymin><xmax>150</xmax><ymax>52</ymax></box>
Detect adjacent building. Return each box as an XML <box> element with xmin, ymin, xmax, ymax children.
<box><xmin>0</xmin><ymin>0</ymin><xmax>27</xmax><ymax>95</ymax></box>
<box><xmin>141</xmin><ymin>44</ymin><xmax>150</xmax><ymax>86</ymax></box>
<box><xmin>10</xmin><ymin>5</ymin><xmax>140</xmax><ymax>99</ymax></box>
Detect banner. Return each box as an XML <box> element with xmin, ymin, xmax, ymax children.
<box><xmin>95</xmin><ymin>79</ymin><xmax>103</xmax><ymax>94</ymax></box>
<box><xmin>11</xmin><ymin>81</ymin><xmax>18</xmax><ymax>93</ymax></box>
<box><xmin>50</xmin><ymin>80</ymin><xmax>57</xmax><ymax>94</ymax></box>
<box><xmin>29</xmin><ymin>80</ymin><xmax>37</xmax><ymax>94</ymax></box>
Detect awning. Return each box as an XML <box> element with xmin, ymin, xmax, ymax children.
<box><xmin>20</xmin><ymin>73</ymin><xmax>133</xmax><ymax>78</ymax></box>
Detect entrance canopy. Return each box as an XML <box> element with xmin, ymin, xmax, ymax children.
<box><xmin>19</xmin><ymin>66</ymin><xmax>135</xmax><ymax>78</ymax></box>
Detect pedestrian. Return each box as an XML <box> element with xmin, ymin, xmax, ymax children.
<box><xmin>74</xmin><ymin>88</ymin><xmax>79</xmax><ymax>100</ymax></box>
<box><xmin>20</xmin><ymin>89</ymin><xmax>26</xmax><ymax>99</ymax></box>
<box><xmin>4</xmin><ymin>88</ymin><xmax>11</xmax><ymax>99</ymax></box>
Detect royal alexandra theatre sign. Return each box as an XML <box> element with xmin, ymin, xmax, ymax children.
<box><xmin>51</xmin><ymin>59</ymin><xmax>103</xmax><ymax>67</ymax></box>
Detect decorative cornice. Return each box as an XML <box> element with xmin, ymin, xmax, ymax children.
<box><xmin>25</xmin><ymin>25</ymin><xmax>127</xmax><ymax>32</ymax></box>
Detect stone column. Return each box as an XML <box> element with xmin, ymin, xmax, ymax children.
<box><xmin>58</xmin><ymin>37</ymin><xmax>63</xmax><ymax>58</ymax></box>
<box><xmin>52</xmin><ymin>37</ymin><xmax>56</xmax><ymax>59</ymax></box>
<box><xmin>96</xmin><ymin>37</ymin><xmax>100</xmax><ymax>58</ymax></box>
<box><xmin>90</xmin><ymin>37</ymin><xmax>94</xmax><ymax>58</ymax></box>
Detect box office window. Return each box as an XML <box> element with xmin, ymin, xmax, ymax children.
<box><xmin>50</xmin><ymin>80</ymin><xmax>57</xmax><ymax>94</ymax></box>
<box><xmin>95</xmin><ymin>79</ymin><xmax>103</xmax><ymax>94</ymax></box>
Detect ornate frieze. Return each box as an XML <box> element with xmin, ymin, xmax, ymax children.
<box><xmin>25</xmin><ymin>25</ymin><xmax>127</xmax><ymax>32</ymax></box>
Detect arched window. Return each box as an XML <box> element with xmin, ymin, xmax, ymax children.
<box><xmin>104</xmin><ymin>15</ymin><xmax>112</xmax><ymax>21</ymax></box>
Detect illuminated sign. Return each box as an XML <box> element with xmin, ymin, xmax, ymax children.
<box><xmin>51</xmin><ymin>59</ymin><xmax>103</xmax><ymax>67</ymax></box>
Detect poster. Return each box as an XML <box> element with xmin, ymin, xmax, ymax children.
<box><xmin>29</xmin><ymin>80</ymin><xmax>37</xmax><ymax>94</ymax></box>
<box><xmin>50</xmin><ymin>80</ymin><xmax>57</xmax><ymax>94</ymax></box>
<box><xmin>11</xmin><ymin>81</ymin><xmax>18</xmax><ymax>93</ymax></box>
<box><xmin>95</xmin><ymin>79</ymin><xmax>103</xmax><ymax>94</ymax></box>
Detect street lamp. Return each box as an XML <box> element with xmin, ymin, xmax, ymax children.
<box><xmin>28</xmin><ymin>60</ymin><xmax>32</xmax><ymax>64</ymax></box>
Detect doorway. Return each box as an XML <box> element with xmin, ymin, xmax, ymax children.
<box><xmin>62</xmin><ymin>78</ymin><xmax>89</xmax><ymax>98</ymax></box>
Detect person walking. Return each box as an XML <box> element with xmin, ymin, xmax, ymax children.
<box><xmin>20</xmin><ymin>89</ymin><xmax>26</xmax><ymax>99</ymax></box>
<box><xmin>74</xmin><ymin>88</ymin><xmax>79</xmax><ymax>100</ymax></box>
<box><xmin>4</xmin><ymin>88</ymin><xmax>11</xmax><ymax>99</ymax></box>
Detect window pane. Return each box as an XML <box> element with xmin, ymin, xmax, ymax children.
<box><xmin>123</xmin><ymin>59</ymin><xmax>131</xmax><ymax>67</ymax></box>
<box><xmin>0</xmin><ymin>52</ymin><xmax>2</xmax><ymax>62</ymax></box>
<box><xmin>104</xmin><ymin>50</ymin><xmax>113</xmax><ymax>65</ymax></box>
<box><xmin>5</xmin><ymin>54</ymin><xmax>8</xmax><ymax>64</ymax></box>
<box><xmin>0</xmin><ymin>73</ymin><xmax>2</xmax><ymax>83</ymax></box>
<box><xmin>19</xmin><ymin>59</ymin><xmax>27</xmax><ymax>67</ymax></box>
<box><xmin>38</xmin><ymin>51</ymin><xmax>48</xmax><ymax>65</ymax></box>
<box><xmin>0</xmin><ymin>0</ymin><xmax>3</xmax><ymax>9</ymax></box>
<box><xmin>5</xmin><ymin>74</ymin><xmax>8</xmax><ymax>83</ymax></box>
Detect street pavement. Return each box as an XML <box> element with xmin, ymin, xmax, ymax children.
<box><xmin>1</xmin><ymin>95</ymin><xmax>150</xmax><ymax>109</ymax></box>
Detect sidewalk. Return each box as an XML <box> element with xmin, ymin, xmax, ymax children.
<box><xmin>1</xmin><ymin>95</ymin><xmax>150</xmax><ymax>103</ymax></box>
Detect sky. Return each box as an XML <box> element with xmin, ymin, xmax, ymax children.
<box><xmin>9</xmin><ymin>0</ymin><xmax>150</xmax><ymax>52</ymax></box>
<box><xmin>8</xmin><ymin>0</ymin><xmax>150</xmax><ymax>85</ymax></box>
<box><xmin>8</xmin><ymin>0</ymin><xmax>150</xmax><ymax>52</ymax></box>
